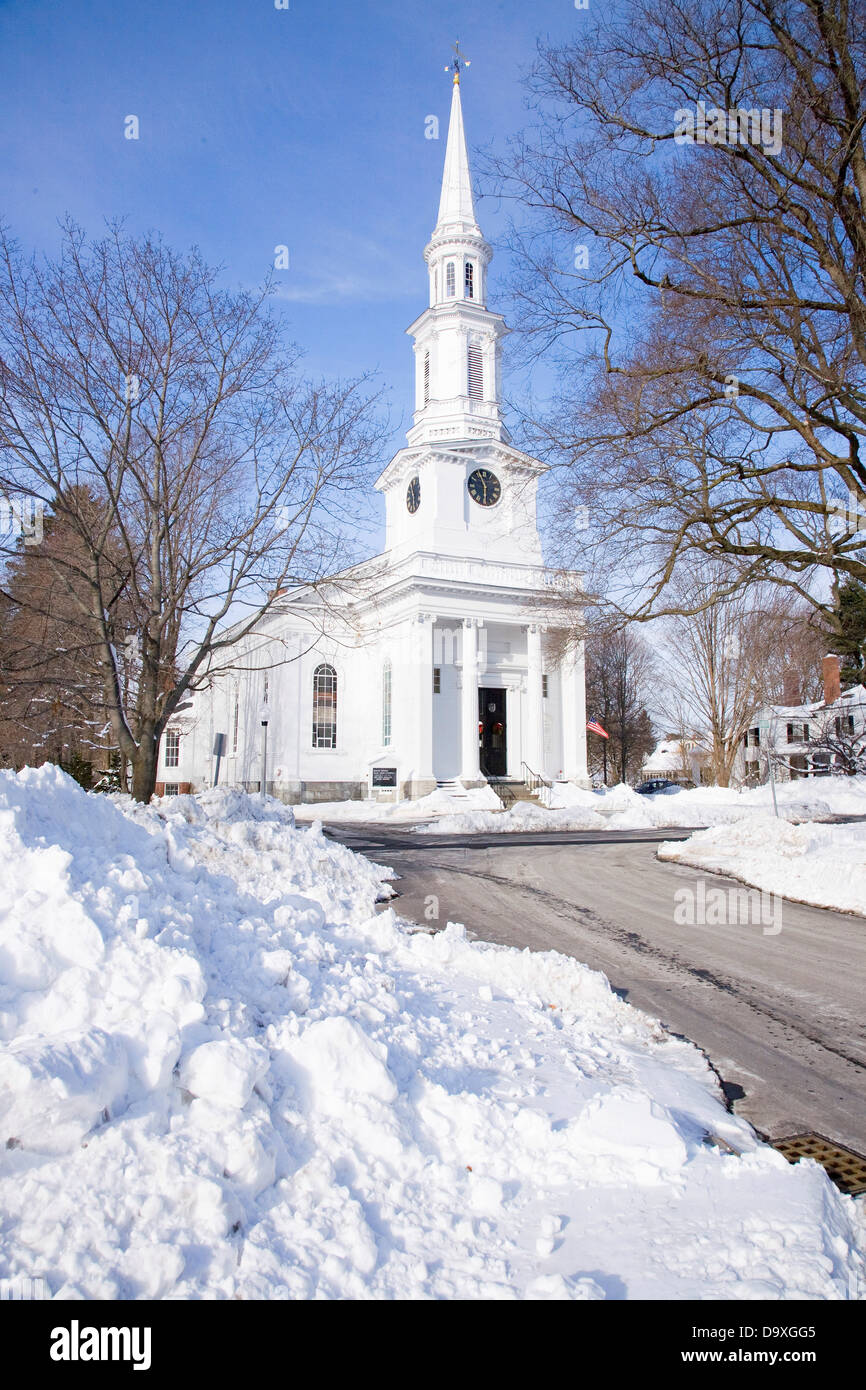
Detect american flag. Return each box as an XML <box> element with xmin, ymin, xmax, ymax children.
<box><xmin>586</xmin><ymin>717</ymin><xmax>610</xmax><ymax>739</ymax></box>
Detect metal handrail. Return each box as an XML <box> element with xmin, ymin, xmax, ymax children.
<box><xmin>520</xmin><ymin>761</ymin><xmax>552</xmax><ymax>795</ymax></box>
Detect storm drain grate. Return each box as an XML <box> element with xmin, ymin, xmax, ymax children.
<box><xmin>772</xmin><ymin>1133</ymin><xmax>866</xmax><ymax>1195</ymax></box>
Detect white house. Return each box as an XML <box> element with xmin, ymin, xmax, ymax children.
<box><xmin>156</xmin><ymin>72</ymin><xmax>588</xmax><ymax>804</ymax></box>
<box><xmin>641</xmin><ymin>736</ymin><xmax>710</xmax><ymax>786</ymax></box>
<box><xmin>736</xmin><ymin>655</ymin><xmax>866</xmax><ymax>783</ymax></box>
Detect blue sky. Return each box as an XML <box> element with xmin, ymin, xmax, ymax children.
<box><xmin>1</xmin><ymin>0</ymin><xmax>580</xmax><ymax>522</ymax></box>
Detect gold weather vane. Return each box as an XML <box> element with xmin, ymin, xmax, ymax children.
<box><xmin>445</xmin><ymin>39</ymin><xmax>471</xmax><ymax>85</ymax></box>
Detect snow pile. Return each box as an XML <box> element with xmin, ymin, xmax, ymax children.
<box><xmin>420</xmin><ymin>776</ymin><xmax>866</xmax><ymax>835</ymax></box>
<box><xmin>286</xmin><ymin>772</ymin><xmax>866</xmax><ymax>835</ymax></box>
<box><xmin>1</xmin><ymin>766</ymin><xmax>864</xmax><ymax>1300</ymax></box>
<box><xmin>585</xmin><ymin>776</ymin><xmax>866</xmax><ymax>826</ymax></box>
<box><xmin>417</xmin><ymin>799</ymin><xmax>610</xmax><ymax>835</ymax></box>
<box><xmin>658</xmin><ymin>816</ymin><xmax>866</xmax><ymax>916</ymax></box>
<box><xmin>293</xmin><ymin>781</ymin><xmax>502</xmax><ymax>823</ymax></box>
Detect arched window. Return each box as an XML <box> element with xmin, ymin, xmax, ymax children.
<box><xmin>445</xmin><ymin>262</ymin><xmax>456</xmax><ymax>297</ymax></box>
<box><xmin>382</xmin><ymin>660</ymin><xmax>392</xmax><ymax>746</ymax></box>
<box><xmin>423</xmin><ymin>351</ymin><xmax>430</xmax><ymax>404</ymax></box>
<box><xmin>468</xmin><ymin>344</ymin><xmax>483</xmax><ymax>399</ymax></box>
<box><xmin>312</xmin><ymin>663</ymin><xmax>337</xmax><ymax>748</ymax></box>
<box><xmin>464</xmin><ymin>261</ymin><xmax>474</xmax><ymax>299</ymax></box>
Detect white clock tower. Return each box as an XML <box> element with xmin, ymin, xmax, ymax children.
<box><xmin>375</xmin><ymin>52</ymin><xmax>546</xmax><ymax>569</ymax></box>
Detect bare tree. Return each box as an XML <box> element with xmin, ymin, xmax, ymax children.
<box><xmin>488</xmin><ymin>0</ymin><xmax>866</xmax><ymax>632</ymax></box>
<box><xmin>0</xmin><ymin>486</ymin><xmax>133</xmax><ymax>780</ymax></box>
<box><xmin>659</xmin><ymin>564</ymin><xmax>821</xmax><ymax>784</ymax></box>
<box><xmin>0</xmin><ymin>221</ymin><xmax>385</xmax><ymax>800</ymax></box>
<box><xmin>585</xmin><ymin>623</ymin><xmax>656</xmax><ymax>783</ymax></box>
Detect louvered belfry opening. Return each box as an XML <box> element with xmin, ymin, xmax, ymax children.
<box><xmin>468</xmin><ymin>344</ymin><xmax>483</xmax><ymax>399</ymax></box>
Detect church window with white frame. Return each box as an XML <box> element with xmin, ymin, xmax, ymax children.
<box><xmin>464</xmin><ymin>261</ymin><xmax>474</xmax><ymax>299</ymax></box>
<box><xmin>445</xmin><ymin>261</ymin><xmax>456</xmax><ymax>297</ymax></box>
<box><xmin>423</xmin><ymin>351</ymin><xmax>430</xmax><ymax>404</ymax></box>
<box><xmin>231</xmin><ymin>692</ymin><xmax>239</xmax><ymax>753</ymax></box>
<box><xmin>164</xmin><ymin>728</ymin><xmax>180</xmax><ymax>768</ymax></box>
<box><xmin>312</xmin><ymin>664</ymin><xmax>338</xmax><ymax>748</ymax></box>
<box><xmin>382</xmin><ymin>660</ymin><xmax>392</xmax><ymax>746</ymax></box>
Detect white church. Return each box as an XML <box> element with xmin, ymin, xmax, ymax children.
<box><xmin>157</xmin><ymin>66</ymin><xmax>588</xmax><ymax>804</ymax></box>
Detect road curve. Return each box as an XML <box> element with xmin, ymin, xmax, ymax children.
<box><xmin>325</xmin><ymin>822</ymin><xmax>866</xmax><ymax>1154</ymax></box>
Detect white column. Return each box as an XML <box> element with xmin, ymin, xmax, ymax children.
<box><xmin>415</xmin><ymin>614</ymin><xmax>435</xmax><ymax>783</ymax></box>
<box><xmin>461</xmin><ymin>618</ymin><xmax>481</xmax><ymax>781</ymax></box>
<box><xmin>505</xmin><ymin>684</ymin><xmax>521</xmax><ymax>779</ymax></box>
<box><xmin>525</xmin><ymin>623</ymin><xmax>545</xmax><ymax>775</ymax></box>
<box><xmin>561</xmin><ymin>637</ymin><xmax>589</xmax><ymax>784</ymax></box>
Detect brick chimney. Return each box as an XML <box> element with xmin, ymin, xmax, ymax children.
<box><xmin>823</xmin><ymin>653</ymin><xmax>841</xmax><ymax>707</ymax></box>
<box><xmin>781</xmin><ymin>668</ymin><xmax>799</xmax><ymax>705</ymax></box>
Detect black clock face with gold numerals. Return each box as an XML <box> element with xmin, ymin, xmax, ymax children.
<box><xmin>467</xmin><ymin>468</ymin><xmax>501</xmax><ymax>507</ymax></box>
<box><xmin>406</xmin><ymin>476</ymin><xmax>421</xmax><ymax>513</ymax></box>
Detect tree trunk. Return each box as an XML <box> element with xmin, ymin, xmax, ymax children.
<box><xmin>130</xmin><ymin>739</ymin><xmax>158</xmax><ymax>803</ymax></box>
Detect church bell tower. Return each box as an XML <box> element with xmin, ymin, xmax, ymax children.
<box><xmin>407</xmin><ymin>49</ymin><xmax>510</xmax><ymax>449</ymax></box>
<box><xmin>375</xmin><ymin>45</ymin><xmax>546</xmax><ymax>568</ymax></box>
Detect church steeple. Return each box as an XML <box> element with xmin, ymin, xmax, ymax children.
<box><xmin>424</xmin><ymin>47</ymin><xmax>491</xmax><ymax>312</ymax></box>
<box><xmin>435</xmin><ymin>72</ymin><xmax>481</xmax><ymax>238</ymax></box>
<box><xmin>374</xmin><ymin>50</ymin><xmax>546</xmax><ymax>566</ymax></box>
<box><xmin>405</xmin><ymin>52</ymin><xmax>510</xmax><ymax>449</ymax></box>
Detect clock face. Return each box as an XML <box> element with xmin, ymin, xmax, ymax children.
<box><xmin>467</xmin><ymin>468</ymin><xmax>501</xmax><ymax>508</ymax></box>
<box><xmin>406</xmin><ymin>476</ymin><xmax>421</xmax><ymax>514</ymax></box>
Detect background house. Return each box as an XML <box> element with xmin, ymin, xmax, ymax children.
<box><xmin>735</xmin><ymin>655</ymin><xmax>866</xmax><ymax>783</ymax></box>
<box><xmin>641</xmin><ymin>735</ymin><xmax>710</xmax><ymax>787</ymax></box>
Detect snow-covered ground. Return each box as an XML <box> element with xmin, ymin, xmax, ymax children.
<box><xmin>658</xmin><ymin>817</ymin><xmax>866</xmax><ymax>917</ymax></box>
<box><xmin>292</xmin><ymin>775</ymin><xmax>866</xmax><ymax>836</ymax></box>
<box><xmin>418</xmin><ymin>776</ymin><xmax>866</xmax><ymax>835</ymax></box>
<box><xmin>1</xmin><ymin>766</ymin><xmax>864</xmax><ymax>1300</ymax></box>
<box><xmin>292</xmin><ymin>781</ymin><xmax>503</xmax><ymax>823</ymax></box>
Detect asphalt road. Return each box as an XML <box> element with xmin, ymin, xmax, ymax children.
<box><xmin>325</xmin><ymin>822</ymin><xmax>866</xmax><ymax>1154</ymax></box>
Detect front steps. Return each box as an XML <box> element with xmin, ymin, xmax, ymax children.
<box><xmin>436</xmin><ymin>778</ymin><xmax>542</xmax><ymax>809</ymax></box>
<box><xmin>435</xmin><ymin>778</ymin><xmax>473</xmax><ymax>801</ymax></box>
<box><xmin>491</xmin><ymin>780</ymin><xmax>538</xmax><ymax>809</ymax></box>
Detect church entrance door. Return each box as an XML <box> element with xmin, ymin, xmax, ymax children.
<box><xmin>478</xmin><ymin>688</ymin><xmax>507</xmax><ymax>778</ymax></box>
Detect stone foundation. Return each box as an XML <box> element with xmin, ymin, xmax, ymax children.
<box><xmin>273</xmin><ymin>781</ymin><xmax>366</xmax><ymax>805</ymax></box>
<box><xmin>399</xmin><ymin>777</ymin><xmax>438</xmax><ymax>801</ymax></box>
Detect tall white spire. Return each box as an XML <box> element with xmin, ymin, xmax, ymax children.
<box><xmin>424</xmin><ymin>54</ymin><xmax>492</xmax><ymax>313</ymax></box>
<box><xmin>435</xmin><ymin>78</ymin><xmax>481</xmax><ymax>237</ymax></box>
<box><xmin>403</xmin><ymin>50</ymin><xmax>510</xmax><ymax>449</ymax></box>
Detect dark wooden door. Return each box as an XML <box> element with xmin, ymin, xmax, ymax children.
<box><xmin>478</xmin><ymin>688</ymin><xmax>507</xmax><ymax>777</ymax></box>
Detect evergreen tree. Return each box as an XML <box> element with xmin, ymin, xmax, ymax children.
<box><xmin>831</xmin><ymin>580</ymin><xmax>866</xmax><ymax>689</ymax></box>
